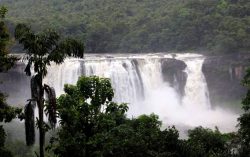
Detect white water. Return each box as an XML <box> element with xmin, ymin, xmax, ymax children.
<box><xmin>44</xmin><ymin>53</ymin><xmax>238</xmax><ymax>133</ymax></box>
<box><xmin>181</xmin><ymin>57</ymin><xmax>211</xmax><ymax>109</ymax></box>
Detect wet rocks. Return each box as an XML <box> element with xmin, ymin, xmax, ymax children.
<box><xmin>161</xmin><ymin>58</ymin><xmax>187</xmax><ymax>97</ymax></box>
<box><xmin>202</xmin><ymin>53</ymin><xmax>250</xmax><ymax>104</ymax></box>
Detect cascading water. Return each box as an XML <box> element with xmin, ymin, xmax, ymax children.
<box><xmin>0</xmin><ymin>53</ymin><xmax>237</xmax><ymax>134</ymax></box>
<box><xmin>84</xmin><ymin>59</ymin><xmax>144</xmax><ymax>104</ymax></box>
<box><xmin>45</xmin><ymin>54</ymin><xmax>211</xmax><ymax>109</ymax></box>
<box><xmin>178</xmin><ymin>56</ymin><xmax>211</xmax><ymax>109</ymax></box>
<box><xmin>45</xmin><ymin>56</ymin><xmax>167</xmax><ymax>105</ymax></box>
<box><xmin>44</xmin><ymin>59</ymin><xmax>82</xmax><ymax>95</ymax></box>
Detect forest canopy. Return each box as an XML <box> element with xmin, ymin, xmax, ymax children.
<box><xmin>1</xmin><ymin>0</ymin><xmax>250</xmax><ymax>54</ymax></box>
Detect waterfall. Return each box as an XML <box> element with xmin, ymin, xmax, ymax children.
<box><xmin>1</xmin><ymin>53</ymin><xmax>237</xmax><ymax>133</ymax></box>
<box><xmin>44</xmin><ymin>54</ymin><xmax>212</xmax><ymax>108</ymax></box>
<box><xmin>178</xmin><ymin>56</ymin><xmax>211</xmax><ymax>109</ymax></box>
<box><xmin>84</xmin><ymin>59</ymin><xmax>143</xmax><ymax>104</ymax></box>
<box><xmin>44</xmin><ymin>56</ymin><xmax>169</xmax><ymax>105</ymax></box>
<box><xmin>44</xmin><ymin>59</ymin><xmax>82</xmax><ymax>95</ymax></box>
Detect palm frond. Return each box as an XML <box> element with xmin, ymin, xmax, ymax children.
<box><xmin>44</xmin><ymin>84</ymin><xmax>57</xmax><ymax>129</ymax></box>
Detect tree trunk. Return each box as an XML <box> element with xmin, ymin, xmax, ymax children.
<box><xmin>38</xmin><ymin>74</ymin><xmax>45</xmax><ymax>157</ymax></box>
<box><xmin>38</xmin><ymin>99</ymin><xmax>45</xmax><ymax>157</ymax></box>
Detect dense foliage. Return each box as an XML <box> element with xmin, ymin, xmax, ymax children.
<box><xmin>0</xmin><ymin>6</ymin><xmax>17</xmax><ymax>72</ymax></box>
<box><xmin>48</xmin><ymin>76</ymin><xmax>234</xmax><ymax>157</ymax></box>
<box><xmin>238</xmin><ymin>68</ymin><xmax>250</xmax><ymax>156</ymax></box>
<box><xmin>187</xmin><ymin>127</ymin><xmax>234</xmax><ymax>157</ymax></box>
<box><xmin>1</xmin><ymin>0</ymin><xmax>250</xmax><ymax>53</ymax></box>
<box><xmin>0</xmin><ymin>7</ymin><xmax>22</xmax><ymax>157</ymax></box>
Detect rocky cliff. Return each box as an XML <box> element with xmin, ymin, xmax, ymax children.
<box><xmin>161</xmin><ymin>58</ymin><xmax>187</xmax><ymax>97</ymax></box>
<box><xmin>202</xmin><ymin>53</ymin><xmax>250</xmax><ymax>106</ymax></box>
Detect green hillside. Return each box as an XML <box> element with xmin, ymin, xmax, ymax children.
<box><xmin>1</xmin><ymin>0</ymin><xmax>250</xmax><ymax>53</ymax></box>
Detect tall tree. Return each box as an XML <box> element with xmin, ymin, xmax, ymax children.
<box><xmin>15</xmin><ymin>24</ymin><xmax>84</xmax><ymax>157</ymax></box>
<box><xmin>238</xmin><ymin>68</ymin><xmax>250</xmax><ymax>156</ymax></box>
<box><xmin>0</xmin><ymin>6</ymin><xmax>22</xmax><ymax>157</ymax></box>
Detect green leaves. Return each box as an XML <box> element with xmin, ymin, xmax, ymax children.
<box><xmin>5</xmin><ymin>0</ymin><xmax>250</xmax><ymax>53</ymax></box>
<box><xmin>51</xmin><ymin>76</ymin><xmax>197</xmax><ymax>157</ymax></box>
<box><xmin>237</xmin><ymin>67</ymin><xmax>250</xmax><ymax>156</ymax></box>
<box><xmin>187</xmin><ymin>126</ymin><xmax>230</xmax><ymax>157</ymax></box>
<box><xmin>0</xmin><ymin>105</ymin><xmax>22</xmax><ymax>123</ymax></box>
<box><xmin>44</xmin><ymin>84</ymin><xmax>57</xmax><ymax>129</ymax></box>
<box><xmin>0</xmin><ymin>93</ymin><xmax>22</xmax><ymax>123</ymax></box>
<box><xmin>15</xmin><ymin>23</ymin><xmax>84</xmax><ymax>77</ymax></box>
<box><xmin>59</xmin><ymin>38</ymin><xmax>84</xmax><ymax>58</ymax></box>
<box><xmin>0</xmin><ymin>7</ymin><xmax>20</xmax><ymax>157</ymax></box>
<box><xmin>14</xmin><ymin>24</ymin><xmax>31</xmax><ymax>42</ymax></box>
<box><xmin>77</xmin><ymin>76</ymin><xmax>114</xmax><ymax>105</ymax></box>
<box><xmin>0</xmin><ymin>6</ymin><xmax>18</xmax><ymax>73</ymax></box>
<box><xmin>14</xmin><ymin>23</ymin><xmax>84</xmax><ymax>156</ymax></box>
<box><xmin>241</xmin><ymin>68</ymin><xmax>250</xmax><ymax>111</ymax></box>
<box><xmin>0</xmin><ymin>6</ymin><xmax>7</xmax><ymax>19</ymax></box>
<box><xmin>52</xmin><ymin>76</ymin><xmax>129</xmax><ymax>157</ymax></box>
<box><xmin>49</xmin><ymin>75</ymin><xmax>239</xmax><ymax>157</ymax></box>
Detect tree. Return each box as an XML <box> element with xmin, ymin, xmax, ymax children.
<box><xmin>0</xmin><ymin>6</ymin><xmax>22</xmax><ymax>157</ymax></box>
<box><xmin>14</xmin><ymin>24</ymin><xmax>84</xmax><ymax>157</ymax></box>
<box><xmin>238</xmin><ymin>68</ymin><xmax>250</xmax><ymax>156</ymax></box>
<box><xmin>0</xmin><ymin>6</ymin><xmax>17</xmax><ymax>72</ymax></box>
<box><xmin>49</xmin><ymin>76</ymin><xmax>191</xmax><ymax>157</ymax></box>
<box><xmin>49</xmin><ymin>76</ymin><xmax>128</xmax><ymax>157</ymax></box>
<box><xmin>2</xmin><ymin>0</ymin><xmax>250</xmax><ymax>53</ymax></box>
<box><xmin>0</xmin><ymin>92</ymin><xmax>22</xmax><ymax>157</ymax></box>
<box><xmin>106</xmin><ymin>115</ymin><xmax>186</xmax><ymax>157</ymax></box>
<box><xmin>187</xmin><ymin>126</ymin><xmax>231</xmax><ymax>157</ymax></box>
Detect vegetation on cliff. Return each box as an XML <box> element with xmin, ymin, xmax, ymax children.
<box><xmin>1</xmin><ymin>0</ymin><xmax>250</xmax><ymax>53</ymax></box>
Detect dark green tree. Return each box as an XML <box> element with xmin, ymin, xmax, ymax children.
<box><xmin>238</xmin><ymin>68</ymin><xmax>250</xmax><ymax>156</ymax></box>
<box><xmin>0</xmin><ymin>6</ymin><xmax>22</xmax><ymax>157</ymax></box>
<box><xmin>105</xmin><ymin>115</ymin><xmax>186</xmax><ymax>157</ymax></box>
<box><xmin>2</xmin><ymin>0</ymin><xmax>250</xmax><ymax>53</ymax></box>
<box><xmin>0</xmin><ymin>6</ymin><xmax>17</xmax><ymax>72</ymax></box>
<box><xmin>14</xmin><ymin>24</ymin><xmax>84</xmax><ymax>157</ymax></box>
<box><xmin>49</xmin><ymin>76</ymin><xmax>190</xmax><ymax>157</ymax></box>
<box><xmin>50</xmin><ymin>76</ymin><xmax>128</xmax><ymax>157</ymax></box>
<box><xmin>187</xmin><ymin>126</ymin><xmax>232</xmax><ymax>157</ymax></box>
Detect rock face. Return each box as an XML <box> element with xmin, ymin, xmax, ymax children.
<box><xmin>202</xmin><ymin>53</ymin><xmax>250</xmax><ymax>105</ymax></box>
<box><xmin>161</xmin><ymin>58</ymin><xmax>187</xmax><ymax>97</ymax></box>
